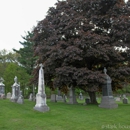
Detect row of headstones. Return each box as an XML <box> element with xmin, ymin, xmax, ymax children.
<box><xmin>1</xmin><ymin>76</ymin><xmax>24</xmax><ymax>104</ymax></box>
<box><xmin>1</xmin><ymin>76</ymin><xmax>129</xmax><ymax>106</ymax></box>
<box><xmin>7</xmin><ymin>90</ymin><xmax>129</xmax><ymax>105</ymax></box>
<box><xmin>115</xmin><ymin>94</ymin><xmax>129</xmax><ymax>104</ymax></box>
<box><xmin>28</xmin><ymin>87</ymin><xmax>81</xmax><ymax>104</ymax></box>
<box><xmin>1</xmin><ymin>67</ymin><xmax>129</xmax><ymax>113</ymax></box>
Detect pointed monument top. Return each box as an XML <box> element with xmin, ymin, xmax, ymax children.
<box><xmin>14</xmin><ymin>76</ymin><xmax>17</xmax><ymax>83</ymax></box>
<box><xmin>0</xmin><ymin>77</ymin><xmax>4</xmax><ymax>83</ymax></box>
<box><xmin>39</xmin><ymin>63</ymin><xmax>44</xmax><ymax>68</ymax></box>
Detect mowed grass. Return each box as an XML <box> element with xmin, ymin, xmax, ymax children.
<box><xmin>0</xmin><ymin>98</ymin><xmax>130</xmax><ymax>130</ymax></box>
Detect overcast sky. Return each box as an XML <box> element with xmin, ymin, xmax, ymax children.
<box><xmin>0</xmin><ymin>0</ymin><xmax>58</xmax><ymax>51</ymax></box>
<box><xmin>0</xmin><ymin>0</ymin><xmax>128</xmax><ymax>51</ymax></box>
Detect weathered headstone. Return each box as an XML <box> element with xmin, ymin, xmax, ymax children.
<box><xmin>29</xmin><ymin>93</ymin><xmax>33</xmax><ymax>101</ymax></box>
<box><xmin>68</xmin><ymin>86</ymin><xmax>78</xmax><ymax>104</ymax></box>
<box><xmin>83</xmin><ymin>98</ymin><xmax>91</xmax><ymax>105</ymax></box>
<box><xmin>79</xmin><ymin>91</ymin><xmax>83</xmax><ymax>100</ymax></box>
<box><xmin>56</xmin><ymin>95</ymin><xmax>63</xmax><ymax>101</ymax></box>
<box><xmin>34</xmin><ymin>64</ymin><xmax>49</xmax><ymax>112</ymax></box>
<box><xmin>10</xmin><ymin>76</ymin><xmax>20</xmax><ymax>102</ymax></box>
<box><xmin>85</xmin><ymin>98</ymin><xmax>91</xmax><ymax>104</ymax></box>
<box><xmin>122</xmin><ymin>95</ymin><xmax>128</xmax><ymax>104</ymax></box>
<box><xmin>50</xmin><ymin>94</ymin><xmax>57</xmax><ymax>102</ymax></box>
<box><xmin>123</xmin><ymin>98</ymin><xmax>128</xmax><ymax>104</ymax></box>
<box><xmin>0</xmin><ymin>77</ymin><xmax>5</xmax><ymax>99</ymax></box>
<box><xmin>99</xmin><ymin>68</ymin><xmax>118</xmax><ymax>109</ymax></box>
<box><xmin>56</xmin><ymin>89</ymin><xmax>63</xmax><ymax>101</ymax></box>
<box><xmin>63</xmin><ymin>94</ymin><xmax>67</xmax><ymax>103</ymax></box>
<box><xmin>17</xmin><ymin>91</ymin><xmax>24</xmax><ymax>104</ymax></box>
<box><xmin>115</xmin><ymin>97</ymin><xmax>121</xmax><ymax>102</ymax></box>
<box><xmin>6</xmin><ymin>92</ymin><xmax>12</xmax><ymax>99</ymax></box>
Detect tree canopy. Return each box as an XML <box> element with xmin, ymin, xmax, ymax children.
<box><xmin>13</xmin><ymin>31</ymin><xmax>36</xmax><ymax>75</ymax></box>
<box><xmin>32</xmin><ymin>0</ymin><xmax>130</xmax><ymax>94</ymax></box>
<box><xmin>3</xmin><ymin>63</ymin><xmax>30</xmax><ymax>93</ymax></box>
<box><xmin>0</xmin><ymin>49</ymin><xmax>20</xmax><ymax>77</ymax></box>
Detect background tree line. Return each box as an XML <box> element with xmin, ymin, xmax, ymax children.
<box><xmin>0</xmin><ymin>31</ymin><xmax>35</xmax><ymax>97</ymax></box>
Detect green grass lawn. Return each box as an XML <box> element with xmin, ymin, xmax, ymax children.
<box><xmin>0</xmin><ymin>98</ymin><xmax>130</xmax><ymax>130</ymax></box>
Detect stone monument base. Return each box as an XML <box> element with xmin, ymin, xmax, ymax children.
<box><xmin>34</xmin><ymin>93</ymin><xmax>50</xmax><ymax>112</ymax></box>
<box><xmin>99</xmin><ymin>96</ymin><xmax>118</xmax><ymax>109</ymax></box>
<box><xmin>34</xmin><ymin>105</ymin><xmax>49</xmax><ymax>112</ymax></box>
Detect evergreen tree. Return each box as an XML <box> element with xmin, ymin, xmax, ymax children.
<box><xmin>13</xmin><ymin>31</ymin><xmax>36</xmax><ymax>75</ymax></box>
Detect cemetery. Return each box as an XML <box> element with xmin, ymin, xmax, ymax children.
<box><xmin>0</xmin><ymin>65</ymin><xmax>130</xmax><ymax>130</ymax></box>
<box><xmin>0</xmin><ymin>0</ymin><xmax>130</xmax><ymax>130</ymax></box>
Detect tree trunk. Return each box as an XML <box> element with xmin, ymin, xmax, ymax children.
<box><xmin>88</xmin><ymin>91</ymin><xmax>98</xmax><ymax>104</ymax></box>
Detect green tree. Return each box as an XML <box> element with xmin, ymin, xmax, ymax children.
<box><xmin>13</xmin><ymin>31</ymin><xmax>36</xmax><ymax>75</ymax></box>
<box><xmin>0</xmin><ymin>49</ymin><xmax>19</xmax><ymax>77</ymax></box>
<box><xmin>32</xmin><ymin>0</ymin><xmax>130</xmax><ymax>103</ymax></box>
<box><xmin>3</xmin><ymin>63</ymin><xmax>30</xmax><ymax>94</ymax></box>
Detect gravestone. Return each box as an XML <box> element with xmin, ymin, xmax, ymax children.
<box><xmin>122</xmin><ymin>95</ymin><xmax>128</xmax><ymax>104</ymax></box>
<box><xmin>83</xmin><ymin>98</ymin><xmax>91</xmax><ymax>105</ymax></box>
<box><xmin>29</xmin><ymin>93</ymin><xmax>33</xmax><ymax>101</ymax></box>
<box><xmin>115</xmin><ymin>97</ymin><xmax>121</xmax><ymax>102</ymax></box>
<box><xmin>79</xmin><ymin>91</ymin><xmax>83</xmax><ymax>100</ymax></box>
<box><xmin>63</xmin><ymin>94</ymin><xmax>67</xmax><ymax>103</ymax></box>
<box><xmin>68</xmin><ymin>86</ymin><xmax>78</xmax><ymax>104</ymax></box>
<box><xmin>0</xmin><ymin>77</ymin><xmax>5</xmax><ymax>99</ymax></box>
<box><xmin>6</xmin><ymin>92</ymin><xmax>12</xmax><ymax>99</ymax></box>
<box><xmin>34</xmin><ymin>64</ymin><xmax>50</xmax><ymax>112</ymax></box>
<box><xmin>123</xmin><ymin>98</ymin><xmax>128</xmax><ymax>104</ymax></box>
<box><xmin>56</xmin><ymin>95</ymin><xmax>63</xmax><ymax>101</ymax></box>
<box><xmin>85</xmin><ymin>98</ymin><xmax>91</xmax><ymax>104</ymax></box>
<box><xmin>50</xmin><ymin>94</ymin><xmax>57</xmax><ymax>102</ymax></box>
<box><xmin>99</xmin><ymin>68</ymin><xmax>118</xmax><ymax>109</ymax></box>
<box><xmin>17</xmin><ymin>91</ymin><xmax>24</xmax><ymax>104</ymax></box>
<box><xmin>56</xmin><ymin>89</ymin><xmax>63</xmax><ymax>101</ymax></box>
<box><xmin>10</xmin><ymin>76</ymin><xmax>20</xmax><ymax>102</ymax></box>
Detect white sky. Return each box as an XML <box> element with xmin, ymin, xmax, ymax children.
<box><xmin>0</xmin><ymin>0</ymin><xmax>128</xmax><ymax>51</ymax></box>
<box><xmin>0</xmin><ymin>0</ymin><xmax>58</xmax><ymax>51</ymax></box>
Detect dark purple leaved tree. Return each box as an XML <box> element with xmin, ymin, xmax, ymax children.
<box><xmin>32</xmin><ymin>0</ymin><xmax>130</xmax><ymax>104</ymax></box>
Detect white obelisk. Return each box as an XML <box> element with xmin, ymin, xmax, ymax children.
<box><xmin>34</xmin><ymin>64</ymin><xmax>49</xmax><ymax>112</ymax></box>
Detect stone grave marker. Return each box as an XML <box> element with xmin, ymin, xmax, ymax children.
<box><xmin>99</xmin><ymin>68</ymin><xmax>118</xmax><ymax>109</ymax></box>
<box><xmin>56</xmin><ymin>89</ymin><xmax>63</xmax><ymax>101</ymax></box>
<box><xmin>68</xmin><ymin>86</ymin><xmax>78</xmax><ymax>104</ymax></box>
<box><xmin>29</xmin><ymin>93</ymin><xmax>33</xmax><ymax>101</ymax></box>
<box><xmin>79</xmin><ymin>91</ymin><xmax>83</xmax><ymax>100</ymax></box>
<box><xmin>63</xmin><ymin>94</ymin><xmax>67</xmax><ymax>103</ymax></box>
<box><xmin>115</xmin><ymin>97</ymin><xmax>121</xmax><ymax>102</ymax></box>
<box><xmin>10</xmin><ymin>76</ymin><xmax>20</xmax><ymax>102</ymax></box>
<box><xmin>50</xmin><ymin>94</ymin><xmax>57</xmax><ymax>102</ymax></box>
<box><xmin>17</xmin><ymin>91</ymin><xmax>24</xmax><ymax>104</ymax></box>
<box><xmin>6</xmin><ymin>92</ymin><xmax>12</xmax><ymax>99</ymax></box>
<box><xmin>34</xmin><ymin>64</ymin><xmax>50</xmax><ymax>112</ymax></box>
<box><xmin>122</xmin><ymin>95</ymin><xmax>128</xmax><ymax>104</ymax></box>
<box><xmin>123</xmin><ymin>98</ymin><xmax>128</xmax><ymax>104</ymax></box>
